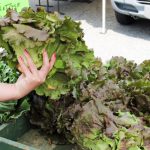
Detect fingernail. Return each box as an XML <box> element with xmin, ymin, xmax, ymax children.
<box><xmin>19</xmin><ymin>56</ymin><xmax>23</xmax><ymax>61</ymax></box>
<box><xmin>24</xmin><ymin>48</ymin><xmax>29</xmax><ymax>54</ymax></box>
<box><xmin>53</xmin><ymin>53</ymin><xmax>56</xmax><ymax>58</ymax></box>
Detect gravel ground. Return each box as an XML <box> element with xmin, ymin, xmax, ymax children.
<box><xmin>30</xmin><ymin>0</ymin><xmax>150</xmax><ymax>64</ymax></box>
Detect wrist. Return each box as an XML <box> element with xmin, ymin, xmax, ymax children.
<box><xmin>13</xmin><ymin>83</ymin><xmax>22</xmax><ymax>100</ymax></box>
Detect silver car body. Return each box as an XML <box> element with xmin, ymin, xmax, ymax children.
<box><xmin>111</xmin><ymin>0</ymin><xmax>150</xmax><ymax>19</ymax></box>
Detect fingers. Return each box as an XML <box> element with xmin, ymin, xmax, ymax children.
<box><xmin>40</xmin><ymin>50</ymin><xmax>50</xmax><ymax>75</ymax></box>
<box><xmin>18</xmin><ymin>56</ymin><xmax>31</xmax><ymax>76</ymax></box>
<box><xmin>42</xmin><ymin>49</ymin><xmax>49</xmax><ymax>69</ymax></box>
<box><xmin>40</xmin><ymin>51</ymin><xmax>56</xmax><ymax>75</ymax></box>
<box><xmin>24</xmin><ymin>49</ymin><xmax>38</xmax><ymax>74</ymax></box>
<box><xmin>49</xmin><ymin>53</ymin><xmax>56</xmax><ymax>70</ymax></box>
<box><xmin>18</xmin><ymin>48</ymin><xmax>56</xmax><ymax>82</ymax></box>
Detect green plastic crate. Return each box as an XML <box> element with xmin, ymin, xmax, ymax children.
<box><xmin>0</xmin><ymin>116</ymin><xmax>74</xmax><ymax>150</ymax></box>
<box><xmin>0</xmin><ymin>116</ymin><xmax>36</xmax><ymax>150</ymax></box>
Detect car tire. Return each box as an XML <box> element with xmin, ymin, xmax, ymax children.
<box><xmin>115</xmin><ymin>11</ymin><xmax>135</xmax><ymax>25</ymax></box>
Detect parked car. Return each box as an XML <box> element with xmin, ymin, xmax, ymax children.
<box><xmin>111</xmin><ymin>0</ymin><xmax>150</xmax><ymax>25</ymax></box>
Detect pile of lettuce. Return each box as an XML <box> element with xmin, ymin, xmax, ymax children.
<box><xmin>1</xmin><ymin>8</ymin><xmax>150</xmax><ymax>150</ymax></box>
<box><xmin>29</xmin><ymin>57</ymin><xmax>150</xmax><ymax>150</ymax></box>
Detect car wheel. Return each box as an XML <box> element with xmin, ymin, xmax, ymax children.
<box><xmin>115</xmin><ymin>11</ymin><xmax>135</xmax><ymax>25</ymax></box>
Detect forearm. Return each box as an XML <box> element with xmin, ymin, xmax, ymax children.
<box><xmin>0</xmin><ymin>83</ymin><xmax>19</xmax><ymax>101</ymax></box>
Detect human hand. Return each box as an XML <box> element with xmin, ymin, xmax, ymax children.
<box><xmin>15</xmin><ymin>49</ymin><xmax>56</xmax><ymax>99</ymax></box>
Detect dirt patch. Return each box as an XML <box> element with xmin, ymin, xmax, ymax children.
<box><xmin>18</xmin><ymin>129</ymin><xmax>74</xmax><ymax>150</ymax></box>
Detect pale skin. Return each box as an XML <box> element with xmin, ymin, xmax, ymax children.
<box><xmin>0</xmin><ymin>49</ymin><xmax>56</xmax><ymax>102</ymax></box>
